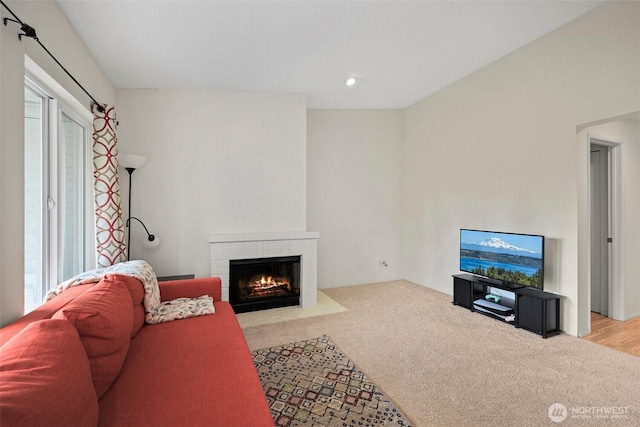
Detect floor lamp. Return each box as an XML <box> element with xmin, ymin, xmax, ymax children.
<box><xmin>117</xmin><ymin>154</ymin><xmax>160</xmax><ymax>260</ymax></box>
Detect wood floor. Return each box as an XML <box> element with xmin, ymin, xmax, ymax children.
<box><xmin>582</xmin><ymin>312</ymin><xmax>640</xmax><ymax>357</ymax></box>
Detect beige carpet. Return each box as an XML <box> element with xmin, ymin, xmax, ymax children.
<box><xmin>242</xmin><ymin>280</ymin><xmax>640</xmax><ymax>427</ymax></box>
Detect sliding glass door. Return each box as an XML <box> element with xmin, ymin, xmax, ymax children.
<box><xmin>24</xmin><ymin>85</ymin><xmax>47</xmax><ymax>312</ymax></box>
<box><xmin>24</xmin><ymin>81</ymin><xmax>92</xmax><ymax>313</ymax></box>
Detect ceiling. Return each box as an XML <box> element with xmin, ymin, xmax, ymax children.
<box><xmin>57</xmin><ymin>0</ymin><xmax>604</xmax><ymax>109</ymax></box>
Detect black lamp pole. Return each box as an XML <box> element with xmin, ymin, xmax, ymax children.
<box><xmin>125</xmin><ymin>167</ymin><xmax>135</xmax><ymax>261</ymax></box>
<box><xmin>125</xmin><ymin>167</ymin><xmax>156</xmax><ymax>260</ymax></box>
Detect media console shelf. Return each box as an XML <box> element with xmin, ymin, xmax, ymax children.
<box><xmin>453</xmin><ymin>273</ymin><xmax>561</xmax><ymax>338</ymax></box>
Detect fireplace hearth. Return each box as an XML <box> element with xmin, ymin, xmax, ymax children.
<box><xmin>229</xmin><ymin>256</ymin><xmax>301</xmax><ymax>313</ymax></box>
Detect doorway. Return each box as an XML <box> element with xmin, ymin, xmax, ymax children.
<box><xmin>587</xmin><ymin>135</ymin><xmax>623</xmax><ymax>323</ymax></box>
<box><xmin>578</xmin><ymin>115</ymin><xmax>636</xmax><ymax>336</ymax></box>
<box><xmin>589</xmin><ymin>143</ymin><xmax>609</xmax><ymax>316</ymax></box>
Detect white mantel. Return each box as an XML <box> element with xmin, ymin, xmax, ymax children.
<box><xmin>209</xmin><ymin>231</ymin><xmax>319</xmax><ymax>307</ymax></box>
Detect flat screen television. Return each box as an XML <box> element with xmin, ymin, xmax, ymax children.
<box><xmin>460</xmin><ymin>229</ymin><xmax>544</xmax><ymax>290</ymax></box>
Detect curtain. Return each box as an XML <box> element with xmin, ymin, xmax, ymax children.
<box><xmin>92</xmin><ymin>103</ymin><xmax>126</xmax><ymax>267</ymax></box>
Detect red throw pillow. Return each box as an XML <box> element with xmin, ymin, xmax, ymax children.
<box><xmin>53</xmin><ymin>277</ymin><xmax>134</xmax><ymax>399</ymax></box>
<box><xmin>106</xmin><ymin>273</ymin><xmax>146</xmax><ymax>337</ymax></box>
<box><xmin>0</xmin><ymin>319</ymin><xmax>99</xmax><ymax>426</ymax></box>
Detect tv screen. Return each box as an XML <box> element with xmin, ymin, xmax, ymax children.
<box><xmin>460</xmin><ymin>229</ymin><xmax>544</xmax><ymax>290</ymax></box>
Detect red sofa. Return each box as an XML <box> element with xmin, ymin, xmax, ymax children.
<box><xmin>0</xmin><ymin>275</ymin><xmax>274</xmax><ymax>427</ymax></box>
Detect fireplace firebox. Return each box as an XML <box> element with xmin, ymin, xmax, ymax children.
<box><xmin>229</xmin><ymin>256</ymin><xmax>301</xmax><ymax>313</ymax></box>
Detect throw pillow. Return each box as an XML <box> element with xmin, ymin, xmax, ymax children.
<box><xmin>53</xmin><ymin>276</ymin><xmax>133</xmax><ymax>399</ymax></box>
<box><xmin>0</xmin><ymin>319</ymin><xmax>99</xmax><ymax>426</ymax></box>
<box><xmin>106</xmin><ymin>273</ymin><xmax>146</xmax><ymax>337</ymax></box>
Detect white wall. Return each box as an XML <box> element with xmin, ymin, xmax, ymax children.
<box><xmin>0</xmin><ymin>1</ymin><xmax>115</xmax><ymax>326</ymax></box>
<box><xmin>307</xmin><ymin>110</ymin><xmax>403</xmax><ymax>288</ymax></box>
<box><xmin>402</xmin><ymin>1</ymin><xmax>639</xmax><ymax>336</ymax></box>
<box><xmin>115</xmin><ymin>89</ymin><xmax>307</xmax><ymax>279</ymax></box>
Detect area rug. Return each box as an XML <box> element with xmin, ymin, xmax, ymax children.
<box><xmin>252</xmin><ymin>336</ymin><xmax>412</xmax><ymax>427</ymax></box>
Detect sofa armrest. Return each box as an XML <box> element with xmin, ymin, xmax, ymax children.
<box><xmin>158</xmin><ymin>277</ymin><xmax>222</xmax><ymax>302</ymax></box>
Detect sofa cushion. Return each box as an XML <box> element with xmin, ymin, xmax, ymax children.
<box><xmin>98</xmin><ymin>301</ymin><xmax>273</xmax><ymax>426</ymax></box>
<box><xmin>53</xmin><ymin>277</ymin><xmax>133</xmax><ymax>399</ymax></box>
<box><xmin>106</xmin><ymin>273</ymin><xmax>146</xmax><ymax>337</ymax></box>
<box><xmin>0</xmin><ymin>319</ymin><xmax>99</xmax><ymax>427</ymax></box>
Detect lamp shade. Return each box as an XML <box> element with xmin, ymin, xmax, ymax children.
<box><xmin>142</xmin><ymin>235</ymin><xmax>161</xmax><ymax>250</ymax></box>
<box><xmin>118</xmin><ymin>153</ymin><xmax>147</xmax><ymax>169</ymax></box>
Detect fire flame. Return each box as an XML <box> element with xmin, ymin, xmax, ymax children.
<box><xmin>259</xmin><ymin>276</ymin><xmax>276</xmax><ymax>286</ymax></box>
<box><xmin>249</xmin><ymin>275</ymin><xmax>291</xmax><ymax>292</ymax></box>
<box><xmin>240</xmin><ymin>274</ymin><xmax>296</xmax><ymax>300</ymax></box>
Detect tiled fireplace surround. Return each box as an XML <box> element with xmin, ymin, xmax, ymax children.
<box><xmin>209</xmin><ymin>232</ymin><xmax>319</xmax><ymax>308</ymax></box>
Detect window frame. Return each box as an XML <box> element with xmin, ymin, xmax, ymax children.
<box><xmin>24</xmin><ymin>69</ymin><xmax>95</xmax><ymax>313</ymax></box>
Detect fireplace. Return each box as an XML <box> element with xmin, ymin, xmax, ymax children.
<box><xmin>229</xmin><ymin>256</ymin><xmax>301</xmax><ymax>313</ymax></box>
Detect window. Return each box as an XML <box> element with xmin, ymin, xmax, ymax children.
<box><xmin>24</xmin><ymin>79</ymin><xmax>93</xmax><ymax>313</ymax></box>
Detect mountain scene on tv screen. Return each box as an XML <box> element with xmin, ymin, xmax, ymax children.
<box><xmin>460</xmin><ymin>235</ymin><xmax>543</xmax><ymax>289</ymax></box>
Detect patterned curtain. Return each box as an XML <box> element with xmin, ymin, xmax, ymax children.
<box><xmin>92</xmin><ymin>103</ymin><xmax>126</xmax><ymax>267</ymax></box>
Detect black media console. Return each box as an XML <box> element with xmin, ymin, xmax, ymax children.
<box><xmin>452</xmin><ymin>274</ymin><xmax>561</xmax><ymax>338</ymax></box>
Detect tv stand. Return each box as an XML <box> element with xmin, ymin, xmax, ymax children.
<box><xmin>452</xmin><ymin>274</ymin><xmax>561</xmax><ymax>338</ymax></box>
<box><xmin>476</xmin><ymin>277</ymin><xmax>521</xmax><ymax>289</ymax></box>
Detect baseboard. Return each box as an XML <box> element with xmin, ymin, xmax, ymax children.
<box><xmin>624</xmin><ymin>311</ymin><xmax>640</xmax><ymax>321</ymax></box>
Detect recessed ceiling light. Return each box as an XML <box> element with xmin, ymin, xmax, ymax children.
<box><xmin>345</xmin><ymin>78</ymin><xmax>356</xmax><ymax>86</ymax></box>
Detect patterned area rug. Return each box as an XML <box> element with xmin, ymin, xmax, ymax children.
<box><xmin>252</xmin><ymin>336</ymin><xmax>412</xmax><ymax>427</ymax></box>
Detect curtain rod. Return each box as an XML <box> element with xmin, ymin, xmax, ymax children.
<box><xmin>1</xmin><ymin>0</ymin><xmax>105</xmax><ymax>113</ymax></box>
